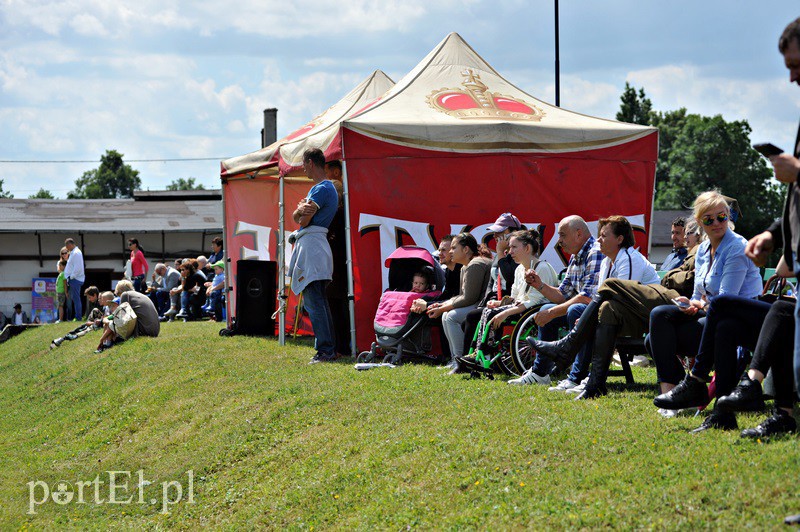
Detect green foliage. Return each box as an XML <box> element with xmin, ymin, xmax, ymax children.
<box><xmin>1</xmin><ymin>322</ymin><xmax>798</xmax><ymax>529</ymax></box>
<box><xmin>166</xmin><ymin>177</ymin><xmax>206</xmax><ymax>191</ymax></box>
<box><xmin>28</xmin><ymin>188</ymin><xmax>55</xmax><ymax>199</ymax></box>
<box><xmin>0</xmin><ymin>179</ymin><xmax>13</xmax><ymax>198</ymax></box>
<box><xmin>67</xmin><ymin>150</ymin><xmax>141</xmax><ymax>199</ymax></box>
<box><xmin>617</xmin><ymin>85</ymin><xmax>783</xmax><ymax>238</ymax></box>
<box><xmin>615</xmin><ymin>82</ymin><xmax>653</xmax><ymax>125</ymax></box>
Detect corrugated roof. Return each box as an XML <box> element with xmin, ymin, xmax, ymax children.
<box><xmin>0</xmin><ymin>198</ymin><xmax>222</xmax><ymax>233</ymax></box>
<box><xmin>651</xmin><ymin>209</ymin><xmax>693</xmax><ymax>246</ymax></box>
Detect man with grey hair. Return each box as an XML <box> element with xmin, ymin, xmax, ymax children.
<box><xmin>149</xmin><ymin>262</ymin><xmax>182</xmax><ymax>316</ymax></box>
<box><xmin>508</xmin><ymin>215</ymin><xmax>604</xmax><ymax>387</ymax></box>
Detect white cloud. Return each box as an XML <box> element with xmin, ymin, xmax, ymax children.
<box><xmin>627</xmin><ymin>64</ymin><xmax>800</xmax><ymax>152</ymax></box>
<box><xmin>69</xmin><ymin>13</ymin><xmax>109</xmax><ymax>36</ymax></box>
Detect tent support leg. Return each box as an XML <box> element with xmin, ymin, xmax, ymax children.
<box><xmin>278</xmin><ymin>175</ymin><xmax>286</xmax><ymax>346</ymax></box>
<box><xmin>341</xmin><ymin>158</ymin><xmax>357</xmax><ymax>356</ymax></box>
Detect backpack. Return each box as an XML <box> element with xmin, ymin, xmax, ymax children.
<box><xmin>109</xmin><ymin>302</ymin><xmax>138</xmax><ymax>340</ymax></box>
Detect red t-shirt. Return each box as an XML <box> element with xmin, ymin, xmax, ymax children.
<box><xmin>131</xmin><ymin>249</ymin><xmax>149</xmax><ymax>277</ymax></box>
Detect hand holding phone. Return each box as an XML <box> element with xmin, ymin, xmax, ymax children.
<box><xmin>671</xmin><ymin>297</ymin><xmax>690</xmax><ymax>309</ymax></box>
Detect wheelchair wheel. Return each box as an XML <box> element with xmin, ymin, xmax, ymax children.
<box><xmin>509</xmin><ymin>305</ymin><xmax>543</xmax><ymax>375</ymax></box>
<box><xmin>494</xmin><ymin>335</ymin><xmax>518</xmax><ymax>376</ymax></box>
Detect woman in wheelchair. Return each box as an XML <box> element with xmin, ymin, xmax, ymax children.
<box><xmin>456</xmin><ymin>229</ymin><xmax>557</xmax><ymax>372</ymax></box>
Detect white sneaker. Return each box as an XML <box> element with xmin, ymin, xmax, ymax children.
<box><xmin>548</xmin><ymin>378</ymin><xmax>578</xmax><ymax>392</ymax></box>
<box><xmin>508</xmin><ymin>368</ymin><xmax>551</xmax><ymax>386</ymax></box>
<box><xmin>631</xmin><ymin>355</ymin><xmax>651</xmax><ymax>367</ymax></box>
<box><xmin>566</xmin><ymin>376</ymin><xmax>589</xmax><ymax>394</ymax></box>
<box><xmin>658</xmin><ymin>407</ymin><xmax>694</xmax><ymax>418</ymax></box>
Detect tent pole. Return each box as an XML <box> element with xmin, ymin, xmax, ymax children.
<box><xmin>554</xmin><ymin>0</ymin><xmax>560</xmax><ymax>107</ymax></box>
<box><xmin>278</xmin><ymin>174</ymin><xmax>286</xmax><ymax>346</ymax></box>
<box><xmin>340</xmin><ymin>157</ymin><xmax>357</xmax><ymax>357</ymax></box>
<box><xmin>220</xmin><ymin>183</ymin><xmax>232</xmax><ymax>328</ymax></box>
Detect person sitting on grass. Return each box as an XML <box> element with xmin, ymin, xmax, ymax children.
<box><xmin>83</xmin><ymin>286</ymin><xmax>103</xmax><ymax>321</ymax></box>
<box><xmin>95</xmin><ymin>280</ymin><xmax>160</xmax><ymax>353</ymax></box>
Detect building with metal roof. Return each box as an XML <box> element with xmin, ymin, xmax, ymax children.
<box><xmin>0</xmin><ymin>191</ymin><xmax>223</xmax><ymax>320</ymax></box>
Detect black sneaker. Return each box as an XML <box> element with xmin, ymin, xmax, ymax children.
<box><xmin>716</xmin><ymin>375</ymin><xmax>765</xmax><ymax>412</ymax></box>
<box><xmin>690</xmin><ymin>409</ymin><xmax>738</xmax><ymax>433</ymax></box>
<box><xmin>653</xmin><ymin>376</ymin><xmax>709</xmax><ymax>410</ymax></box>
<box><xmin>741</xmin><ymin>409</ymin><xmax>797</xmax><ymax>439</ymax></box>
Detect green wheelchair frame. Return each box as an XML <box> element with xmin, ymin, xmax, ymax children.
<box><xmin>461</xmin><ymin>304</ymin><xmax>545</xmax><ymax>378</ymax></box>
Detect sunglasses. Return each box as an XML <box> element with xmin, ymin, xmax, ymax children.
<box><xmin>701</xmin><ymin>213</ymin><xmax>728</xmax><ymax>226</ymax></box>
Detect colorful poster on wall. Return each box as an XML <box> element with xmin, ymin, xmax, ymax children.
<box><xmin>32</xmin><ymin>278</ymin><xmax>57</xmax><ymax>324</ymax></box>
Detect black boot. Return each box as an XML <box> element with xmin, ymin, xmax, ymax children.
<box><xmin>716</xmin><ymin>374</ymin><xmax>765</xmax><ymax>412</ymax></box>
<box><xmin>575</xmin><ymin>324</ymin><xmax>617</xmax><ymax>400</ymax></box>
<box><xmin>528</xmin><ymin>299</ymin><xmax>602</xmax><ymax>373</ymax></box>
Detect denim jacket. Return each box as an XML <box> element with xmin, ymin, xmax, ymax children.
<box><xmin>692</xmin><ymin>229</ymin><xmax>762</xmax><ymax>302</ymax></box>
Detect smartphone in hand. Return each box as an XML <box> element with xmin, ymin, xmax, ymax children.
<box><xmin>753</xmin><ymin>143</ymin><xmax>784</xmax><ymax>158</ymax></box>
<box><xmin>671</xmin><ymin>298</ymin><xmax>690</xmax><ymax>309</ymax></box>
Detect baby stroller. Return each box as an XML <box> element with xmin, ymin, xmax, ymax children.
<box><xmin>357</xmin><ymin>246</ymin><xmax>445</xmax><ymax>365</ymax></box>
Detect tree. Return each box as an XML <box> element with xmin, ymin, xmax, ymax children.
<box><xmin>166</xmin><ymin>178</ymin><xmax>206</xmax><ymax>191</ymax></box>
<box><xmin>29</xmin><ymin>188</ymin><xmax>55</xmax><ymax>199</ymax></box>
<box><xmin>0</xmin><ymin>179</ymin><xmax>13</xmax><ymax>198</ymax></box>
<box><xmin>67</xmin><ymin>150</ymin><xmax>141</xmax><ymax>199</ymax></box>
<box><xmin>616</xmin><ymin>85</ymin><xmax>783</xmax><ymax>239</ymax></box>
<box><xmin>616</xmin><ymin>82</ymin><xmax>654</xmax><ymax>125</ymax></box>
<box><xmin>653</xmin><ymin>114</ymin><xmax>783</xmax><ymax>238</ymax></box>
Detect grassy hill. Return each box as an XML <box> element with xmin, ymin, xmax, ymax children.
<box><xmin>1</xmin><ymin>321</ymin><xmax>799</xmax><ymax>529</ymax></box>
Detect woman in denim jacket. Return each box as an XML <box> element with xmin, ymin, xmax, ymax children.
<box><xmin>647</xmin><ymin>191</ymin><xmax>762</xmax><ymax>420</ymax></box>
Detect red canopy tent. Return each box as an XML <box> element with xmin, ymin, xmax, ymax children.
<box><xmin>221</xmin><ymin>33</ymin><xmax>658</xmax><ymax>353</ymax></box>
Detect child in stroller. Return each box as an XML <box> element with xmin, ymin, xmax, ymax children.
<box><xmin>357</xmin><ymin>246</ymin><xmax>445</xmax><ymax>365</ymax></box>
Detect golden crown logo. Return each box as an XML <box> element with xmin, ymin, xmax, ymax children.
<box><xmin>427</xmin><ymin>69</ymin><xmax>545</xmax><ymax>121</ymax></box>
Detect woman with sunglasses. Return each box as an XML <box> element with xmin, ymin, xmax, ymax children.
<box><xmin>648</xmin><ymin>190</ymin><xmax>762</xmax><ymax>427</ymax></box>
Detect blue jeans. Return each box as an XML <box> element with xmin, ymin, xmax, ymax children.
<box><xmin>531</xmin><ymin>303</ymin><xmax>590</xmax><ymax>378</ymax></box>
<box><xmin>303</xmin><ymin>280</ymin><xmax>336</xmax><ymax>358</ymax></box>
<box><xmin>565</xmin><ymin>303</ymin><xmax>594</xmax><ymax>384</ymax></box>
<box><xmin>68</xmin><ymin>279</ymin><xmax>84</xmax><ymax>320</ymax></box>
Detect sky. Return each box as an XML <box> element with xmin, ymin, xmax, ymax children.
<box><xmin>1</xmin><ymin>0</ymin><xmax>799</xmax><ymax>198</ymax></box>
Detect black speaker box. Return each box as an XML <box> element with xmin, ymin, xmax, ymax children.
<box><xmin>235</xmin><ymin>260</ymin><xmax>276</xmax><ymax>336</ymax></box>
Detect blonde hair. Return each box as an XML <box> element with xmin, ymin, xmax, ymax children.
<box><xmin>100</xmin><ymin>291</ymin><xmax>115</xmax><ymax>303</ymax></box>
<box><xmin>115</xmin><ymin>280</ymin><xmax>134</xmax><ymax>296</ymax></box>
<box><xmin>693</xmin><ymin>190</ymin><xmax>730</xmax><ymax>222</ymax></box>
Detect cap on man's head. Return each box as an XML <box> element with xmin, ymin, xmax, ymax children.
<box><xmin>111</xmin><ymin>297</ymin><xmax>121</xmax><ymax>305</ymax></box>
<box><xmin>488</xmin><ymin>213</ymin><xmax>522</xmax><ymax>233</ymax></box>
<box><xmin>212</xmin><ymin>261</ymin><xmax>225</xmax><ymax>270</ymax></box>
<box><xmin>13</xmin><ymin>303</ymin><xmax>21</xmax><ymax>309</ymax></box>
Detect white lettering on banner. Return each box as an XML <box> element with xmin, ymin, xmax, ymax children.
<box><xmin>358</xmin><ymin>213</ymin><xmax>445</xmax><ymax>291</ymax></box>
<box><xmin>234</xmin><ymin>222</ymin><xmax>271</xmax><ymax>261</ymax></box>
<box><xmin>358</xmin><ymin>213</ymin><xmax>647</xmax><ymax>291</ymax></box>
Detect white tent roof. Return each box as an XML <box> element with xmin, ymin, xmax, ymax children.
<box><xmin>222</xmin><ymin>70</ymin><xmax>394</xmax><ymax>177</ymax></box>
<box><xmin>344</xmin><ymin>33</ymin><xmax>655</xmax><ymax>153</ymax></box>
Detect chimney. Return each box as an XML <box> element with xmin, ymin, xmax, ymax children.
<box><xmin>261</xmin><ymin>108</ymin><xmax>277</xmax><ymax>148</ymax></box>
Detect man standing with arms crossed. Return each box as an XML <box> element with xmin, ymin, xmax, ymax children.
<box><xmin>290</xmin><ymin>148</ymin><xmax>339</xmax><ymax>363</ymax></box>
<box><xmin>63</xmin><ymin>238</ymin><xmax>85</xmax><ymax>322</ymax></box>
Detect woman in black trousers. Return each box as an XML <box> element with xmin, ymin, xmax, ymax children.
<box><xmin>652</xmin><ymin>294</ymin><xmax>772</xmax><ymax>431</ymax></box>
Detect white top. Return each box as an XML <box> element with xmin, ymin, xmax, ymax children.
<box><xmin>63</xmin><ymin>246</ymin><xmax>85</xmax><ymax>283</ymax></box>
<box><xmin>13</xmin><ymin>312</ymin><xmax>24</xmax><ymax>325</ymax></box>
<box><xmin>597</xmin><ymin>247</ymin><xmax>659</xmax><ymax>286</ymax></box>
<box><xmin>510</xmin><ymin>260</ymin><xmax>559</xmax><ymax>309</ymax></box>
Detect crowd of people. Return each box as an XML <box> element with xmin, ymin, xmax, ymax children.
<box><xmin>288</xmin><ymin>19</ymin><xmax>800</xmax><ymax>445</ymax></box>
<box><xmin>1</xmin><ymin>234</ymin><xmax>228</xmax><ymax>351</ymax></box>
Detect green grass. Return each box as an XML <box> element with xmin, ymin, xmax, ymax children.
<box><xmin>1</xmin><ymin>322</ymin><xmax>799</xmax><ymax>529</ymax></box>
